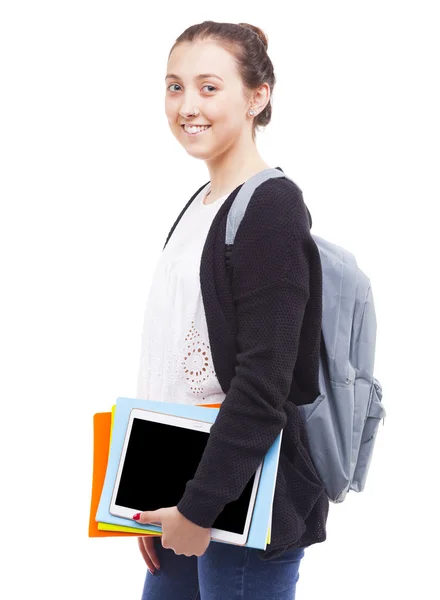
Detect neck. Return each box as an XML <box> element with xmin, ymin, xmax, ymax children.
<box><xmin>203</xmin><ymin>131</ymin><xmax>272</xmax><ymax>198</ymax></box>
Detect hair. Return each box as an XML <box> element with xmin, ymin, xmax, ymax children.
<box><xmin>168</xmin><ymin>20</ymin><xmax>276</xmax><ymax>142</ymax></box>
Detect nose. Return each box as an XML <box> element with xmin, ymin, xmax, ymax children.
<box><xmin>179</xmin><ymin>107</ymin><xmax>198</xmax><ymax>118</ymax></box>
<box><xmin>178</xmin><ymin>96</ymin><xmax>200</xmax><ymax>119</ymax></box>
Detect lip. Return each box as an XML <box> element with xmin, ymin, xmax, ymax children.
<box><xmin>181</xmin><ymin>124</ymin><xmax>212</xmax><ymax>137</ymax></box>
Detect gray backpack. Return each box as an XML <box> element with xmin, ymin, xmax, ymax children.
<box><xmin>224</xmin><ymin>168</ymin><xmax>386</xmax><ymax>503</ymax></box>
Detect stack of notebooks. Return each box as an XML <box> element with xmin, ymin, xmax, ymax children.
<box><xmin>89</xmin><ymin>397</ymin><xmax>282</xmax><ymax>550</ymax></box>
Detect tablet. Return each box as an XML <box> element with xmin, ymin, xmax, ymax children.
<box><xmin>109</xmin><ymin>408</ymin><xmax>262</xmax><ymax>546</ymax></box>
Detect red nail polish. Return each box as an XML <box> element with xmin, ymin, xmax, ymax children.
<box><xmin>133</xmin><ymin>513</ymin><xmax>140</xmax><ymax>520</ymax></box>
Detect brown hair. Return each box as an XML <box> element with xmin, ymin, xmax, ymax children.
<box><xmin>168</xmin><ymin>20</ymin><xmax>276</xmax><ymax>142</ymax></box>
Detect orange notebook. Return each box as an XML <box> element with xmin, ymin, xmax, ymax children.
<box><xmin>88</xmin><ymin>404</ymin><xmax>222</xmax><ymax>537</ymax></box>
<box><xmin>88</xmin><ymin>412</ymin><xmax>142</xmax><ymax>537</ymax></box>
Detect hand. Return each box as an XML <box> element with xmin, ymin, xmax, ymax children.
<box><xmin>137</xmin><ymin>536</ymin><xmax>161</xmax><ymax>575</ymax></box>
<box><xmin>133</xmin><ymin>506</ymin><xmax>211</xmax><ymax>557</ymax></box>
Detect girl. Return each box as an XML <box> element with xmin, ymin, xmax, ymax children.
<box><xmin>135</xmin><ymin>20</ymin><xmax>329</xmax><ymax>600</ymax></box>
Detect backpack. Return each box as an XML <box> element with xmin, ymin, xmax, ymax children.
<box><xmin>223</xmin><ymin>167</ymin><xmax>386</xmax><ymax>503</ymax></box>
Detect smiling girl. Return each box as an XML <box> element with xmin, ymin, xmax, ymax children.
<box><xmin>135</xmin><ymin>20</ymin><xmax>329</xmax><ymax>600</ymax></box>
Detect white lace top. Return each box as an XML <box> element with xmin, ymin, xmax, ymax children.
<box><xmin>136</xmin><ymin>182</ymin><xmax>230</xmax><ymax>405</ymax></box>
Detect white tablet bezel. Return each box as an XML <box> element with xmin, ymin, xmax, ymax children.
<box><xmin>110</xmin><ymin>407</ymin><xmax>263</xmax><ymax>546</ymax></box>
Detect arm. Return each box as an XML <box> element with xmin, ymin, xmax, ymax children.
<box><xmin>177</xmin><ymin>181</ymin><xmax>313</xmax><ymax>527</ymax></box>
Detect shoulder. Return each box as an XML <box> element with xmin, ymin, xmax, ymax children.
<box><xmin>251</xmin><ymin>175</ymin><xmax>304</xmax><ymax>212</ymax></box>
<box><xmin>234</xmin><ymin>176</ymin><xmax>311</xmax><ymax>247</ymax></box>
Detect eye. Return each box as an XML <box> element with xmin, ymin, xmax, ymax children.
<box><xmin>166</xmin><ymin>84</ymin><xmax>217</xmax><ymax>93</ymax></box>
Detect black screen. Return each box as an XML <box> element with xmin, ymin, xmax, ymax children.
<box><xmin>115</xmin><ymin>417</ymin><xmax>257</xmax><ymax>535</ymax></box>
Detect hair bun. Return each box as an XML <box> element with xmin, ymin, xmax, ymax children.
<box><xmin>238</xmin><ymin>23</ymin><xmax>268</xmax><ymax>50</ymax></box>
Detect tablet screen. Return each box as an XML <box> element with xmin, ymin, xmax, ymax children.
<box><xmin>115</xmin><ymin>417</ymin><xmax>256</xmax><ymax>535</ymax></box>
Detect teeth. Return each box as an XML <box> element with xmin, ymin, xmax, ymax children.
<box><xmin>184</xmin><ymin>125</ymin><xmax>210</xmax><ymax>133</ymax></box>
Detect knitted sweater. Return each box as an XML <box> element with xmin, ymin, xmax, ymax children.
<box><xmin>164</xmin><ymin>167</ymin><xmax>329</xmax><ymax>560</ymax></box>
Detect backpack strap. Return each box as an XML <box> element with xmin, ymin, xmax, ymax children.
<box><xmin>225</xmin><ymin>167</ymin><xmax>289</xmax><ymax>274</ymax></box>
<box><xmin>225</xmin><ymin>167</ymin><xmax>287</xmax><ymax>245</ymax></box>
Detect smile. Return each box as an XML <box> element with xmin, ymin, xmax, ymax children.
<box><xmin>181</xmin><ymin>125</ymin><xmax>212</xmax><ymax>136</ymax></box>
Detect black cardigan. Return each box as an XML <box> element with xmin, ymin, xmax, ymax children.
<box><xmin>163</xmin><ymin>167</ymin><xmax>329</xmax><ymax>560</ymax></box>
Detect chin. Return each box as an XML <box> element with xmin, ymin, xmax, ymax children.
<box><xmin>184</xmin><ymin>147</ymin><xmax>215</xmax><ymax>160</ymax></box>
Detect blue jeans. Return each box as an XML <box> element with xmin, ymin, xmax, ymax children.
<box><xmin>140</xmin><ymin>537</ymin><xmax>305</xmax><ymax>600</ymax></box>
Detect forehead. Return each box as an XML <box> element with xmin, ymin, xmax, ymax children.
<box><xmin>167</xmin><ymin>40</ymin><xmax>238</xmax><ymax>81</ymax></box>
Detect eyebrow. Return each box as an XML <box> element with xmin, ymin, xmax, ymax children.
<box><xmin>165</xmin><ymin>73</ymin><xmax>224</xmax><ymax>82</ymax></box>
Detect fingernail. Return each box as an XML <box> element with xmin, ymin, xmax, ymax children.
<box><xmin>133</xmin><ymin>513</ymin><xmax>140</xmax><ymax>521</ymax></box>
<box><xmin>149</xmin><ymin>569</ymin><xmax>156</xmax><ymax>576</ymax></box>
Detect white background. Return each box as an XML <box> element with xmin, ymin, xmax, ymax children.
<box><xmin>1</xmin><ymin>1</ymin><xmax>439</xmax><ymax>598</ymax></box>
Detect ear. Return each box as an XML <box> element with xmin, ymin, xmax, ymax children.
<box><xmin>251</xmin><ymin>82</ymin><xmax>271</xmax><ymax>115</ymax></box>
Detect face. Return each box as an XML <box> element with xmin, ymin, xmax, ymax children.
<box><xmin>165</xmin><ymin>40</ymin><xmax>253</xmax><ymax>159</ymax></box>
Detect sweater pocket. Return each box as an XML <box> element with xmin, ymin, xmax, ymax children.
<box><xmin>279</xmin><ymin>446</ymin><xmax>326</xmax><ymax>523</ymax></box>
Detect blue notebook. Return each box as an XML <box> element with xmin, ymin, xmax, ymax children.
<box><xmin>96</xmin><ymin>397</ymin><xmax>282</xmax><ymax>551</ymax></box>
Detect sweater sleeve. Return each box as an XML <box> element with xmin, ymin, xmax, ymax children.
<box><xmin>177</xmin><ymin>180</ymin><xmax>313</xmax><ymax>528</ymax></box>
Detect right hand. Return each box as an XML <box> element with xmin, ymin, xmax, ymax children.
<box><xmin>137</xmin><ymin>535</ymin><xmax>161</xmax><ymax>574</ymax></box>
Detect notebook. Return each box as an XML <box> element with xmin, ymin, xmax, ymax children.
<box><xmin>88</xmin><ymin>410</ymin><xmax>157</xmax><ymax>538</ymax></box>
<box><xmin>94</xmin><ymin>397</ymin><xmax>279</xmax><ymax>549</ymax></box>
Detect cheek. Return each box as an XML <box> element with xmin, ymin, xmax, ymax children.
<box><xmin>214</xmin><ymin>115</ymin><xmax>242</xmax><ymax>137</ymax></box>
<box><xmin>164</xmin><ymin>101</ymin><xmax>174</xmax><ymax>122</ymax></box>
<box><xmin>215</xmin><ymin>102</ymin><xmax>244</xmax><ymax>127</ymax></box>
<box><xmin>164</xmin><ymin>97</ymin><xmax>180</xmax><ymax>119</ymax></box>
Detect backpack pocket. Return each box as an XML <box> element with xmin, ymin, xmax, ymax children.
<box><xmin>299</xmin><ymin>388</ymin><xmax>356</xmax><ymax>502</ymax></box>
<box><xmin>351</xmin><ymin>377</ymin><xmax>386</xmax><ymax>492</ymax></box>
